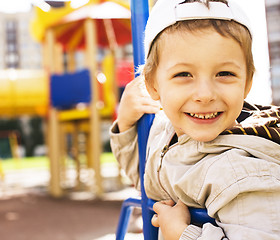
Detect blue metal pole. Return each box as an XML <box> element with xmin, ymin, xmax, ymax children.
<box><xmin>130</xmin><ymin>0</ymin><xmax>158</xmax><ymax>239</ymax></box>
<box><xmin>115</xmin><ymin>198</ymin><xmax>142</xmax><ymax>239</ymax></box>
<box><xmin>130</xmin><ymin>0</ymin><xmax>149</xmax><ymax>75</ymax></box>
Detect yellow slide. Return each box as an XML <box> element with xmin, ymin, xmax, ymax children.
<box><xmin>0</xmin><ymin>69</ymin><xmax>49</xmax><ymax>117</ymax></box>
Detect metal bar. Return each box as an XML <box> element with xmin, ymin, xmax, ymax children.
<box><xmin>130</xmin><ymin>0</ymin><xmax>158</xmax><ymax>239</ymax></box>
<box><xmin>115</xmin><ymin>198</ymin><xmax>141</xmax><ymax>240</ymax></box>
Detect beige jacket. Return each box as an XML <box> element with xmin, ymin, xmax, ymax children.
<box><xmin>110</xmin><ymin>110</ymin><xmax>280</xmax><ymax>239</ymax></box>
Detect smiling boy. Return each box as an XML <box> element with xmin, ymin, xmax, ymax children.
<box><xmin>110</xmin><ymin>0</ymin><xmax>280</xmax><ymax>239</ymax></box>
<box><xmin>146</xmin><ymin>28</ymin><xmax>251</xmax><ymax>142</ymax></box>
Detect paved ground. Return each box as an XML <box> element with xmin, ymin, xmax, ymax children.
<box><xmin>0</xmin><ymin>166</ymin><xmax>144</xmax><ymax>240</ymax></box>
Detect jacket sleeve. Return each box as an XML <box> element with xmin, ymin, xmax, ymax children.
<box><xmin>179</xmin><ymin>188</ymin><xmax>280</xmax><ymax>240</ymax></box>
<box><xmin>180</xmin><ymin>190</ymin><xmax>280</xmax><ymax>240</ymax></box>
<box><xmin>178</xmin><ymin>149</ymin><xmax>280</xmax><ymax>240</ymax></box>
<box><xmin>110</xmin><ymin>121</ymin><xmax>141</xmax><ymax>190</ymax></box>
<box><xmin>179</xmin><ymin>224</ymin><xmax>224</xmax><ymax>240</ymax></box>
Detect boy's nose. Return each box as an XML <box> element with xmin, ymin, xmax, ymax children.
<box><xmin>192</xmin><ymin>80</ymin><xmax>216</xmax><ymax>104</ymax></box>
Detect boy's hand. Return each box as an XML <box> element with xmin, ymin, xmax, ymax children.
<box><xmin>152</xmin><ymin>200</ymin><xmax>190</xmax><ymax>240</ymax></box>
<box><xmin>117</xmin><ymin>76</ymin><xmax>160</xmax><ymax>132</ymax></box>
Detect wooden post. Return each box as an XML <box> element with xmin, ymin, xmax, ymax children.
<box><xmin>72</xmin><ymin>122</ymin><xmax>81</xmax><ymax>188</ymax></box>
<box><xmin>54</xmin><ymin>43</ymin><xmax>64</xmax><ymax>73</ymax></box>
<box><xmin>103</xmin><ymin>19</ymin><xmax>119</xmax><ymax>113</ymax></box>
<box><xmin>45</xmin><ymin>29</ymin><xmax>63</xmax><ymax>198</ymax></box>
<box><xmin>85</xmin><ymin>19</ymin><xmax>103</xmax><ymax>195</ymax></box>
<box><xmin>67</xmin><ymin>50</ymin><xmax>76</xmax><ymax>73</ymax></box>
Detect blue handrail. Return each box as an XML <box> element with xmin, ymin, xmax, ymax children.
<box><xmin>130</xmin><ymin>1</ymin><xmax>158</xmax><ymax>238</ymax></box>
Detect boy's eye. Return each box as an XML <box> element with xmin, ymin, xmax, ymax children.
<box><xmin>174</xmin><ymin>72</ymin><xmax>192</xmax><ymax>77</ymax></box>
<box><xmin>216</xmin><ymin>71</ymin><xmax>235</xmax><ymax>77</ymax></box>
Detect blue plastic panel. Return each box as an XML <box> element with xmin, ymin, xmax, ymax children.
<box><xmin>50</xmin><ymin>69</ymin><xmax>91</xmax><ymax>109</ymax></box>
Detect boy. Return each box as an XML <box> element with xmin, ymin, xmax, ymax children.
<box><xmin>110</xmin><ymin>0</ymin><xmax>280</xmax><ymax>239</ymax></box>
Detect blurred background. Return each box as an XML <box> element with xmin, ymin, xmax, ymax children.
<box><xmin>0</xmin><ymin>0</ymin><xmax>279</xmax><ymax>239</ymax></box>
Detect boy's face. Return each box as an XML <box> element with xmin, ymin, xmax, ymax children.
<box><xmin>147</xmin><ymin>29</ymin><xmax>252</xmax><ymax>142</ymax></box>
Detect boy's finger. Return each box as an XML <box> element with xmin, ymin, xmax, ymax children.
<box><xmin>175</xmin><ymin>200</ymin><xmax>189</xmax><ymax>210</ymax></box>
<box><xmin>153</xmin><ymin>201</ymin><xmax>172</xmax><ymax>213</ymax></box>
<box><xmin>160</xmin><ymin>199</ymin><xmax>175</xmax><ymax>206</ymax></box>
<box><xmin>140</xmin><ymin>106</ymin><xmax>161</xmax><ymax>114</ymax></box>
<box><xmin>151</xmin><ymin>214</ymin><xmax>159</xmax><ymax>227</ymax></box>
<box><xmin>176</xmin><ymin>199</ymin><xmax>186</xmax><ymax>206</ymax></box>
<box><xmin>174</xmin><ymin>200</ymin><xmax>188</xmax><ymax>211</ymax></box>
<box><xmin>153</xmin><ymin>201</ymin><xmax>162</xmax><ymax>213</ymax></box>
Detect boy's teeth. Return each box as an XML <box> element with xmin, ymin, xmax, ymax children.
<box><xmin>189</xmin><ymin>112</ymin><xmax>218</xmax><ymax>119</ymax></box>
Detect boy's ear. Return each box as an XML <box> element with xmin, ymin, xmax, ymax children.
<box><xmin>244</xmin><ymin>78</ymin><xmax>253</xmax><ymax>98</ymax></box>
<box><xmin>146</xmin><ymin>82</ymin><xmax>160</xmax><ymax>100</ymax></box>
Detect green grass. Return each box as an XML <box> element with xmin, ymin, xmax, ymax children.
<box><xmin>1</xmin><ymin>156</ymin><xmax>49</xmax><ymax>171</ymax></box>
<box><xmin>101</xmin><ymin>152</ymin><xmax>118</xmax><ymax>164</ymax></box>
<box><xmin>0</xmin><ymin>152</ymin><xmax>117</xmax><ymax>172</ymax></box>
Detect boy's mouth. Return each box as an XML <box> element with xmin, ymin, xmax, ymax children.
<box><xmin>186</xmin><ymin>112</ymin><xmax>222</xmax><ymax>119</ymax></box>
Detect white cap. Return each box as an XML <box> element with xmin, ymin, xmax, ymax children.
<box><xmin>144</xmin><ymin>0</ymin><xmax>252</xmax><ymax>59</ymax></box>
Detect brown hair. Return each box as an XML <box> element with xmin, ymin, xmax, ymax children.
<box><xmin>144</xmin><ymin>0</ymin><xmax>255</xmax><ymax>87</ymax></box>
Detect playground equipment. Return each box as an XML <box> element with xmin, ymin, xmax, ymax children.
<box><xmin>0</xmin><ymin>130</ymin><xmax>21</xmax><ymax>181</ymax></box>
<box><xmin>0</xmin><ymin>70</ymin><xmax>48</xmax><ymax>117</ymax></box>
<box><xmin>31</xmin><ymin>0</ymin><xmax>132</xmax><ymax>197</ymax></box>
<box><xmin>0</xmin><ymin>69</ymin><xmax>48</xmax><ymax>180</ymax></box>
